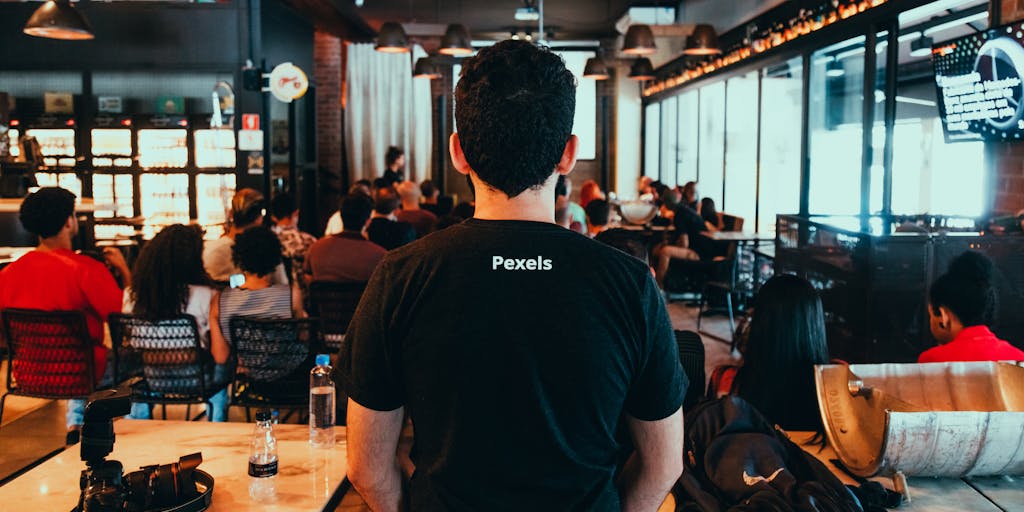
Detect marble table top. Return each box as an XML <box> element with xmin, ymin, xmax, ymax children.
<box><xmin>0</xmin><ymin>419</ymin><xmax>348</xmax><ymax>511</ymax></box>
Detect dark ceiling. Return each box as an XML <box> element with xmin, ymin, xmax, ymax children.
<box><xmin>349</xmin><ymin>0</ymin><xmax>637</xmax><ymax>40</ymax></box>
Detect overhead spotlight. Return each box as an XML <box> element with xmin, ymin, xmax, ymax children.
<box><xmin>910</xmin><ymin>36</ymin><xmax>934</xmax><ymax>58</ymax></box>
<box><xmin>628</xmin><ymin>58</ymin><xmax>655</xmax><ymax>81</ymax></box>
<box><xmin>439</xmin><ymin>24</ymin><xmax>473</xmax><ymax>56</ymax></box>
<box><xmin>375</xmin><ymin>22</ymin><xmax>409</xmax><ymax>53</ymax></box>
<box><xmin>524</xmin><ymin>32</ymin><xmax>533</xmax><ymax>42</ymax></box>
<box><xmin>23</xmin><ymin>0</ymin><xmax>94</xmax><ymax>41</ymax></box>
<box><xmin>826</xmin><ymin>59</ymin><xmax>845</xmax><ymax>77</ymax></box>
<box><xmin>511</xmin><ymin>31</ymin><xmax>519</xmax><ymax>40</ymax></box>
<box><xmin>622</xmin><ymin>24</ymin><xmax>656</xmax><ymax>55</ymax></box>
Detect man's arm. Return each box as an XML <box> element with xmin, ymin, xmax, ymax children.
<box><xmin>346</xmin><ymin>399</ymin><xmax>405</xmax><ymax>512</ymax></box>
<box><xmin>618</xmin><ymin>408</ymin><xmax>685</xmax><ymax>512</ymax></box>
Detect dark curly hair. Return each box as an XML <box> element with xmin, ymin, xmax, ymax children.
<box><xmin>129</xmin><ymin>224</ymin><xmax>211</xmax><ymax>321</ymax></box>
<box><xmin>930</xmin><ymin>251</ymin><xmax>997</xmax><ymax>326</ymax></box>
<box><xmin>585</xmin><ymin>199</ymin><xmax>611</xmax><ymax>227</ymax></box>
<box><xmin>455</xmin><ymin>40</ymin><xmax>576</xmax><ymax>198</ymax></box>
<box><xmin>20</xmin><ymin>187</ymin><xmax>76</xmax><ymax>238</ymax></box>
<box><xmin>270</xmin><ymin>192</ymin><xmax>297</xmax><ymax>221</ymax></box>
<box><xmin>231</xmin><ymin>226</ymin><xmax>282</xmax><ymax>277</ymax></box>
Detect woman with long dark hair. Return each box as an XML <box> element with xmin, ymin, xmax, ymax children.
<box><xmin>919</xmin><ymin>251</ymin><xmax>1023</xmax><ymax>363</ymax></box>
<box><xmin>123</xmin><ymin>224</ymin><xmax>229</xmax><ymax>421</ymax></box>
<box><xmin>709</xmin><ymin>274</ymin><xmax>830</xmax><ymax>431</ymax></box>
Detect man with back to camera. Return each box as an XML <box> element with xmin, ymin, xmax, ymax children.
<box><xmin>343</xmin><ymin>40</ymin><xmax>686</xmax><ymax>511</ymax></box>
<box><xmin>0</xmin><ymin>187</ymin><xmax>130</xmax><ymax>439</ymax></box>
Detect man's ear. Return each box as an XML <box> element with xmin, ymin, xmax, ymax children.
<box><xmin>449</xmin><ymin>133</ymin><xmax>471</xmax><ymax>176</ymax></box>
<box><xmin>64</xmin><ymin>215</ymin><xmax>75</xmax><ymax>232</ymax></box>
<box><xmin>556</xmin><ymin>135</ymin><xmax>579</xmax><ymax>176</ymax></box>
<box><xmin>938</xmin><ymin>305</ymin><xmax>954</xmax><ymax>329</ymax></box>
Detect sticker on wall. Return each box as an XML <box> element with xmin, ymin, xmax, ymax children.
<box><xmin>268</xmin><ymin>62</ymin><xmax>309</xmax><ymax>103</ymax></box>
<box><xmin>247</xmin><ymin>151</ymin><xmax>264</xmax><ymax>175</ymax></box>
<box><xmin>155</xmin><ymin>96</ymin><xmax>185</xmax><ymax>115</ymax></box>
<box><xmin>44</xmin><ymin>92</ymin><xmax>74</xmax><ymax>114</ymax></box>
<box><xmin>97</xmin><ymin>96</ymin><xmax>123</xmax><ymax>114</ymax></box>
<box><xmin>238</xmin><ymin>129</ymin><xmax>263</xmax><ymax>151</ymax></box>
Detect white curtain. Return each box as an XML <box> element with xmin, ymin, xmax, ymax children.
<box><xmin>344</xmin><ymin>43</ymin><xmax>432</xmax><ymax>185</ymax></box>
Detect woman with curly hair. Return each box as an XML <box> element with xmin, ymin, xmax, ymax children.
<box><xmin>209</xmin><ymin>226</ymin><xmax>305</xmax><ymax>353</ymax></box>
<box><xmin>122</xmin><ymin>224</ymin><xmax>229</xmax><ymax>420</ymax></box>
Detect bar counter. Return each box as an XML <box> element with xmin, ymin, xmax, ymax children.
<box><xmin>0</xmin><ymin>419</ymin><xmax>349</xmax><ymax>511</ymax></box>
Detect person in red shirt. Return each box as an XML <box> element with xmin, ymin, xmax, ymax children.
<box><xmin>0</xmin><ymin>187</ymin><xmax>129</xmax><ymax>433</ymax></box>
<box><xmin>919</xmin><ymin>251</ymin><xmax>1024</xmax><ymax>363</ymax></box>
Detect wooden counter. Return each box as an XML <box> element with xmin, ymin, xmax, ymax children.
<box><xmin>0</xmin><ymin>420</ymin><xmax>349</xmax><ymax>511</ymax></box>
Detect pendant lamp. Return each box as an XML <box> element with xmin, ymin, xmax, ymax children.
<box><xmin>376</xmin><ymin>22</ymin><xmax>409</xmax><ymax>53</ymax></box>
<box><xmin>622</xmin><ymin>24</ymin><xmax>656</xmax><ymax>56</ymax></box>
<box><xmin>439</xmin><ymin>24</ymin><xmax>473</xmax><ymax>56</ymax></box>
<box><xmin>23</xmin><ymin>0</ymin><xmax>94</xmax><ymax>41</ymax></box>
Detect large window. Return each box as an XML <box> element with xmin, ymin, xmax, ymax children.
<box><xmin>677</xmin><ymin>91</ymin><xmax>700</xmax><ymax>185</ymax></box>
<box><xmin>758</xmin><ymin>58</ymin><xmax>803</xmax><ymax>232</ymax></box>
<box><xmin>644</xmin><ymin>103</ymin><xmax>660</xmax><ymax>181</ymax></box>
<box><xmin>809</xmin><ymin>37</ymin><xmax>867</xmax><ymax>215</ymax></box>
<box><xmin>660</xmin><ymin>95</ymin><xmax>678</xmax><ymax>186</ymax></box>
<box><xmin>698</xmin><ymin>81</ymin><xmax>726</xmax><ymax>206</ymax></box>
<box><xmin>724</xmin><ymin>72</ymin><xmax>759</xmax><ymax>225</ymax></box>
<box><xmin>556</xmin><ymin>51</ymin><xmax>597</xmax><ymax>160</ymax></box>
<box><xmin>890</xmin><ymin>0</ymin><xmax>987</xmax><ymax>216</ymax></box>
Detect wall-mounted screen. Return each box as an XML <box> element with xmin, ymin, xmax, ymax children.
<box><xmin>934</xmin><ymin>22</ymin><xmax>1024</xmax><ymax>143</ymax></box>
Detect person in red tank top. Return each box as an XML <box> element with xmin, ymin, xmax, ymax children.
<box><xmin>0</xmin><ymin>187</ymin><xmax>129</xmax><ymax>432</ymax></box>
<box><xmin>919</xmin><ymin>251</ymin><xmax>1024</xmax><ymax>363</ymax></box>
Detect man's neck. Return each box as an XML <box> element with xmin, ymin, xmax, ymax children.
<box><xmin>340</xmin><ymin>229</ymin><xmax>367</xmax><ymax>238</ymax></box>
<box><xmin>37</xmin><ymin>234</ymin><xmax>72</xmax><ymax>252</ymax></box>
<box><xmin>240</xmin><ymin>273</ymin><xmax>272</xmax><ymax>290</ymax></box>
<box><xmin>400</xmin><ymin>200</ymin><xmax>419</xmax><ymax>211</ymax></box>
<box><xmin>471</xmin><ymin>173</ymin><xmax>557</xmax><ymax>224</ymax></box>
<box><xmin>372</xmin><ymin>211</ymin><xmax>397</xmax><ymax>221</ymax></box>
<box><xmin>588</xmin><ymin>225</ymin><xmax>608</xmax><ymax>237</ymax></box>
<box><xmin>275</xmin><ymin>218</ymin><xmax>295</xmax><ymax>229</ymax></box>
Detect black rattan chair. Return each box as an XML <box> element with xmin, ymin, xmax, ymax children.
<box><xmin>109</xmin><ymin>313</ymin><xmax>230</xmax><ymax>421</ymax></box>
<box><xmin>674</xmin><ymin>330</ymin><xmax>706</xmax><ymax>412</ymax></box>
<box><xmin>308</xmin><ymin>281</ymin><xmax>366</xmax><ymax>352</ymax></box>
<box><xmin>0</xmin><ymin>308</ymin><xmax>98</xmax><ymax>426</ymax></box>
<box><xmin>228</xmin><ymin>317</ymin><xmax>323</xmax><ymax>421</ymax></box>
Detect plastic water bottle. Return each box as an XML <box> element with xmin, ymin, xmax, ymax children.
<box><xmin>309</xmin><ymin>354</ymin><xmax>336</xmax><ymax>448</ymax></box>
<box><xmin>248</xmin><ymin>410</ymin><xmax>278</xmax><ymax>500</ymax></box>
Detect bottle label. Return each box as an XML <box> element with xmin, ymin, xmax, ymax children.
<box><xmin>249</xmin><ymin>460</ymin><xmax>278</xmax><ymax>478</ymax></box>
<box><xmin>311</xmin><ymin>387</ymin><xmax>334</xmax><ymax>429</ymax></box>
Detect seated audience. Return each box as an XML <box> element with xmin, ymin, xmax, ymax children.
<box><xmin>382</xmin><ymin>146</ymin><xmax>406</xmax><ymax>186</ymax></box>
<box><xmin>367</xmin><ymin>186</ymin><xmax>417</xmax><ymax>250</ymax></box>
<box><xmin>579</xmin><ymin>179</ymin><xmax>605</xmax><ymax>208</ymax></box>
<box><xmin>637</xmin><ymin>175</ymin><xmax>654</xmax><ymax>198</ymax></box>
<box><xmin>203</xmin><ymin>188</ymin><xmax>287</xmax><ymax>285</ymax></box>
<box><xmin>700</xmin><ymin>197</ymin><xmax>724</xmax><ymax>232</ymax></box>
<box><xmin>305</xmin><ymin>194</ymin><xmax>386</xmax><ymax>283</ymax></box>
<box><xmin>919</xmin><ymin>251</ymin><xmax>1024</xmax><ymax>363</ymax></box>
<box><xmin>555</xmin><ymin>175</ymin><xmax>586</xmax><ymax>234</ymax></box>
<box><xmin>121</xmin><ymin>224</ymin><xmax>228</xmax><ymax>421</ymax></box>
<box><xmin>395</xmin><ymin>180</ymin><xmax>438</xmax><ymax>238</ymax></box>
<box><xmin>709</xmin><ymin>274</ymin><xmax>830</xmax><ymax>431</ymax></box>
<box><xmin>420</xmin><ymin>180</ymin><xmax>447</xmax><ymax>217</ymax></box>
<box><xmin>325</xmin><ymin>180</ymin><xmax>374</xmax><ymax>236</ymax></box>
<box><xmin>555</xmin><ymin>202</ymin><xmax>572</xmax><ymax>229</ymax></box>
<box><xmin>269</xmin><ymin>192</ymin><xmax>317</xmax><ymax>283</ymax></box>
<box><xmin>680</xmin><ymin>181</ymin><xmax>699</xmax><ymax>210</ymax></box>
<box><xmin>0</xmin><ymin>187</ymin><xmax>129</xmax><ymax>434</ymax></box>
<box><xmin>585</xmin><ymin>199</ymin><xmax>612</xmax><ymax>238</ymax></box>
<box><xmin>210</xmin><ymin>227</ymin><xmax>304</xmax><ymax>351</ymax></box>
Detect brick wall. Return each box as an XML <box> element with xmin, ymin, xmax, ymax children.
<box><xmin>314</xmin><ymin>29</ymin><xmax>342</xmax><ymax>231</ymax></box>
<box><xmin>996</xmin><ymin>1</ymin><xmax>1024</xmax><ymax>214</ymax></box>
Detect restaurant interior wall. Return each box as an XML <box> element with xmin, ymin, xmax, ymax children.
<box><xmin>641</xmin><ymin>0</ymin><xmax>997</xmax><ymax>232</ymax></box>
<box><xmin>0</xmin><ymin>0</ymin><xmax>323</xmax><ymax>237</ymax></box>
<box><xmin>993</xmin><ymin>0</ymin><xmax>1024</xmax><ymax>214</ymax></box>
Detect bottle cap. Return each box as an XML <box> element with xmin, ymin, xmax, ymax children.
<box><xmin>255</xmin><ymin>410</ymin><xmax>271</xmax><ymax>422</ymax></box>
<box><xmin>316</xmin><ymin>354</ymin><xmax>330</xmax><ymax>367</ymax></box>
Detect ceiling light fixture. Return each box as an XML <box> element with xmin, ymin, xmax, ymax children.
<box><xmin>583</xmin><ymin>57</ymin><xmax>609</xmax><ymax>80</ymax></box>
<box><xmin>375</xmin><ymin>22</ymin><xmax>409</xmax><ymax>53</ymax></box>
<box><xmin>628</xmin><ymin>58</ymin><xmax>655</xmax><ymax>81</ymax></box>
<box><xmin>439</xmin><ymin>23</ymin><xmax>473</xmax><ymax>56</ymax></box>
<box><xmin>683</xmin><ymin>24</ymin><xmax>720</xmax><ymax>55</ymax></box>
<box><xmin>910</xmin><ymin>36</ymin><xmax>934</xmax><ymax>58</ymax></box>
<box><xmin>825</xmin><ymin>59</ymin><xmax>845</xmax><ymax>78</ymax></box>
<box><xmin>23</xmin><ymin>0</ymin><xmax>94</xmax><ymax>41</ymax></box>
<box><xmin>515</xmin><ymin>6</ymin><xmax>540</xmax><ymax>21</ymax></box>
<box><xmin>622</xmin><ymin>24</ymin><xmax>656</xmax><ymax>55</ymax></box>
<box><xmin>413</xmin><ymin>57</ymin><xmax>441</xmax><ymax>79</ymax></box>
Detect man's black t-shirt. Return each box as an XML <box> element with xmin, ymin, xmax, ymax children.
<box><xmin>367</xmin><ymin>218</ymin><xmax>416</xmax><ymax>250</ymax></box>
<box><xmin>342</xmin><ymin>218</ymin><xmax>687</xmax><ymax>511</ymax></box>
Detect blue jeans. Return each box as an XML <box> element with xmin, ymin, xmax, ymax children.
<box><xmin>127</xmin><ymin>364</ymin><xmax>230</xmax><ymax>422</ymax></box>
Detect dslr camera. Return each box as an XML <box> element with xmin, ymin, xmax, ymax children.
<box><xmin>73</xmin><ymin>389</ymin><xmax>213</xmax><ymax>512</ymax></box>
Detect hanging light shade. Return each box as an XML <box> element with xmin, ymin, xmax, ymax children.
<box><xmin>684</xmin><ymin>24</ymin><xmax>721</xmax><ymax>55</ymax></box>
<box><xmin>23</xmin><ymin>0</ymin><xmax>94</xmax><ymax>41</ymax></box>
<box><xmin>628</xmin><ymin>58</ymin><xmax>655</xmax><ymax>81</ymax></box>
<box><xmin>825</xmin><ymin>59</ymin><xmax>845</xmax><ymax>78</ymax></box>
<box><xmin>439</xmin><ymin>24</ymin><xmax>473</xmax><ymax>56</ymax></box>
<box><xmin>910</xmin><ymin>36</ymin><xmax>934</xmax><ymax>58</ymax></box>
<box><xmin>621</xmin><ymin>24</ymin><xmax>656</xmax><ymax>56</ymax></box>
<box><xmin>582</xmin><ymin>57</ymin><xmax>609</xmax><ymax>80</ymax></box>
<box><xmin>413</xmin><ymin>57</ymin><xmax>441</xmax><ymax>79</ymax></box>
<box><xmin>376</xmin><ymin>22</ymin><xmax>409</xmax><ymax>53</ymax></box>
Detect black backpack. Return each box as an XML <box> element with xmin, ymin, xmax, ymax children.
<box><xmin>675</xmin><ymin>396</ymin><xmax>864</xmax><ymax>512</ymax></box>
